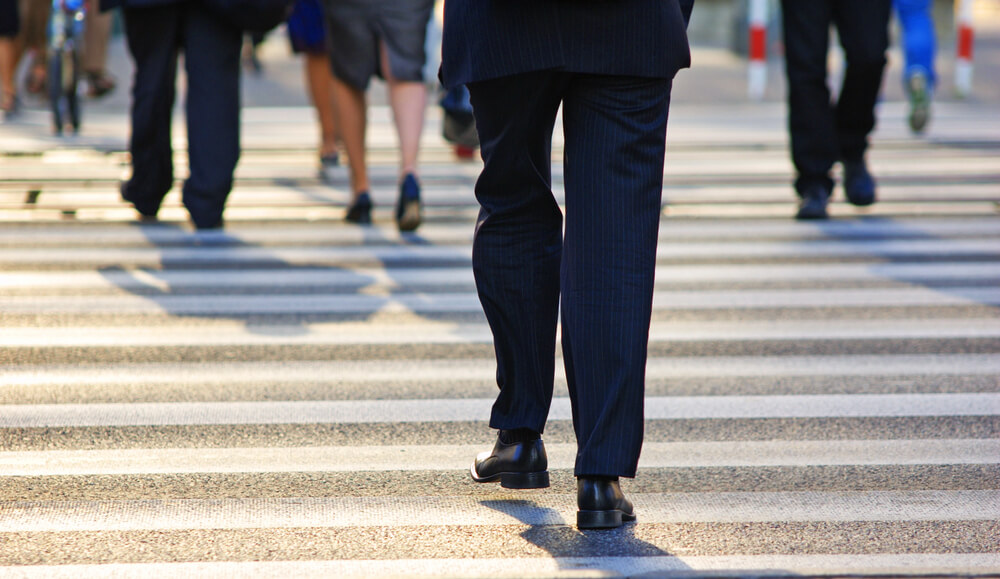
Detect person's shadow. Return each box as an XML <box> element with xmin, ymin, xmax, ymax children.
<box><xmin>95</xmin><ymin>219</ymin><xmax>465</xmax><ymax>336</ymax></box>
<box><xmin>796</xmin><ymin>215</ymin><xmax>1000</xmax><ymax>309</ymax></box>
<box><xmin>481</xmin><ymin>495</ymin><xmax>692</xmax><ymax>577</ymax></box>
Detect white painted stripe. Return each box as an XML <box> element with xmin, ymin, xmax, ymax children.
<box><xmin>2</xmin><ymin>318</ymin><xmax>997</xmax><ymax>347</ymax></box>
<box><xmin>0</xmin><ymin>491</ymin><xmax>996</xmax><ymax>531</ymax></box>
<box><xmin>2</xmin><ymin>262</ymin><xmax>997</xmax><ymax>291</ymax></box>
<box><xmin>3</xmin><ymin>554</ymin><xmax>998</xmax><ymax>579</ymax></box>
<box><xmin>2</xmin><ymin>286</ymin><xmax>997</xmax><ymax>314</ymax></box>
<box><xmin>0</xmin><ymin>218</ymin><xmax>997</xmax><ymax>244</ymax></box>
<box><xmin>0</xmin><ymin>439</ymin><xmax>995</xmax><ymax>476</ymax></box>
<box><xmin>0</xmin><ymin>238</ymin><xmax>995</xmax><ymax>266</ymax></box>
<box><xmin>0</xmin><ymin>393</ymin><xmax>996</xmax><ymax>428</ymax></box>
<box><xmin>5</xmin><ymin>354</ymin><xmax>998</xmax><ymax>387</ymax></box>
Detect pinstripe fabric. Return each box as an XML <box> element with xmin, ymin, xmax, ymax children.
<box><xmin>440</xmin><ymin>0</ymin><xmax>693</xmax><ymax>89</ymax></box>
<box><xmin>446</xmin><ymin>0</ymin><xmax>691</xmax><ymax>477</ymax></box>
<box><xmin>467</xmin><ymin>72</ymin><xmax>672</xmax><ymax>477</ymax></box>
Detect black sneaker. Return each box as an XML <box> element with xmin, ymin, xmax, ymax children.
<box><xmin>795</xmin><ymin>185</ymin><xmax>831</xmax><ymax>220</ymax></box>
<box><xmin>907</xmin><ymin>70</ymin><xmax>931</xmax><ymax>134</ymax></box>
<box><xmin>396</xmin><ymin>173</ymin><xmax>421</xmax><ymax>232</ymax></box>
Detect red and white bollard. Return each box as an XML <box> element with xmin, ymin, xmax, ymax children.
<box><xmin>955</xmin><ymin>0</ymin><xmax>975</xmax><ymax>98</ymax></box>
<box><xmin>747</xmin><ymin>0</ymin><xmax>768</xmax><ymax>100</ymax></box>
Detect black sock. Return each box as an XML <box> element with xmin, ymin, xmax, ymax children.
<box><xmin>498</xmin><ymin>428</ymin><xmax>540</xmax><ymax>444</ymax></box>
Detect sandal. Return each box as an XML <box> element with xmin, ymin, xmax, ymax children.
<box><xmin>86</xmin><ymin>71</ymin><xmax>116</xmax><ymax>98</ymax></box>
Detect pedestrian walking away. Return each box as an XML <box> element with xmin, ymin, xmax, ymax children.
<box><xmin>323</xmin><ymin>0</ymin><xmax>433</xmax><ymax>231</ymax></box>
<box><xmin>0</xmin><ymin>0</ymin><xmax>19</xmax><ymax>119</ymax></box>
<box><xmin>894</xmin><ymin>0</ymin><xmax>936</xmax><ymax>133</ymax></box>
<box><xmin>441</xmin><ymin>0</ymin><xmax>694</xmax><ymax>530</ymax></box>
<box><xmin>105</xmin><ymin>0</ymin><xmax>243</xmax><ymax>230</ymax></box>
<box><xmin>781</xmin><ymin>0</ymin><xmax>891</xmax><ymax>220</ymax></box>
<box><xmin>286</xmin><ymin>0</ymin><xmax>342</xmax><ymax>183</ymax></box>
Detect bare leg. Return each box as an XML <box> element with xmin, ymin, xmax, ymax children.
<box><xmin>304</xmin><ymin>52</ymin><xmax>339</xmax><ymax>157</ymax></box>
<box><xmin>380</xmin><ymin>41</ymin><xmax>425</xmax><ymax>179</ymax></box>
<box><xmin>0</xmin><ymin>37</ymin><xmax>15</xmax><ymax>110</ymax></box>
<box><xmin>331</xmin><ymin>74</ymin><xmax>368</xmax><ymax>198</ymax></box>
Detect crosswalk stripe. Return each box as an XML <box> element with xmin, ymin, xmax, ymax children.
<box><xmin>5</xmin><ymin>354</ymin><xmax>997</xmax><ymax>387</ymax></box>
<box><xmin>1</xmin><ymin>393</ymin><xmax>997</xmax><ymax>428</ymax></box>
<box><xmin>1</xmin><ymin>491</ymin><xmax>996</xmax><ymax>531</ymax></box>
<box><xmin>1</xmin><ymin>218</ymin><xmax>998</xmax><ymax>244</ymax></box>
<box><xmin>1</xmin><ymin>439</ymin><xmax>995</xmax><ymax>476</ymax></box>
<box><xmin>2</xmin><ymin>262</ymin><xmax>997</xmax><ymax>291</ymax></box>
<box><xmin>3</xmin><ymin>554</ymin><xmax>999</xmax><ymax>579</ymax></box>
<box><xmin>1</xmin><ymin>318</ymin><xmax>997</xmax><ymax>347</ymax></box>
<box><xmin>2</xmin><ymin>286</ymin><xmax>997</xmax><ymax>314</ymax></box>
<box><xmin>3</xmin><ymin>94</ymin><xmax>999</xmax><ymax>575</ymax></box>
<box><xmin>0</xmin><ymin>238</ymin><xmax>996</xmax><ymax>266</ymax></box>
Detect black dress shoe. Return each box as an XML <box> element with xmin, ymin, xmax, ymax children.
<box><xmin>795</xmin><ymin>185</ymin><xmax>830</xmax><ymax>220</ymax></box>
<box><xmin>842</xmin><ymin>159</ymin><xmax>876</xmax><ymax>206</ymax></box>
<box><xmin>470</xmin><ymin>434</ymin><xmax>549</xmax><ymax>489</ymax></box>
<box><xmin>120</xmin><ymin>181</ymin><xmax>159</xmax><ymax>222</ymax></box>
<box><xmin>577</xmin><ymin>477</ymin><xmax>636</xmax><ymax>529</ymax></box>
<box><xmin>345</xmin><ymin>192</ymin><xmax>373</xmax><ymax>224</ymax></box>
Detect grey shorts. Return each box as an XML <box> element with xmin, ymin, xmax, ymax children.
<box><xmin>324</xmin><ymin>0</ymin><xmax>434</xmax><ymax>90</ymax></box>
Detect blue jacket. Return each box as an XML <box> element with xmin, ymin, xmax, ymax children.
<box><xmin>440</xmin><ymin>0</ymin><xmax>694</xmax><ymax>89</ymax></box>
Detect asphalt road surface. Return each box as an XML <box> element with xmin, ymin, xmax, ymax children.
<box><xmin>0</xmin><ymin>97</ymin><xmax>998</xmax><ymax>577</ymax></box>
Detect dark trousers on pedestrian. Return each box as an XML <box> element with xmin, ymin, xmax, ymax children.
<box><xmin>122</xmin><ymin>3</ymin><xmax>241</xmax><ymax>228</ymax></box>
<box><xmin>467</xmin><ymin>71</ymin><xmax>672</xmax><ymax>478</ymax></box>
<box><xmin>781</xmin><ymin>0</ymin><xmax>891</xmax><ymax>195</ymax></box>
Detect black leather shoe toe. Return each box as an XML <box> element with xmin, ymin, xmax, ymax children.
<box><xmin>577</xmin><ymin>477</ymin><xmax>636</xmax><ymax>529</ymax></box>
<box><xmin>470</xmin><ymin>435</ymin><xmax>548</xmax><ymax>489</ymax></box>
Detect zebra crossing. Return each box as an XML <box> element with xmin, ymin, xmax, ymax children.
<box><xmin>1</xmin><ymin>101</ymin><xmax>998</xmax><ymax>577</ymax></box>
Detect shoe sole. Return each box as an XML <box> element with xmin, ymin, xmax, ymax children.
<box><xmin>845</xmin><ymin>194</ymin><xmax>876</xmax><ymax>207</ymax></box>
<box><xmin>795</xmin><ymin>208</ymin><xmax>828</xmax><ymax>220</ymax></box>
<box><xmin>345</xmin><ymin>212</ymin><xmax>371</xmax><ymax>224</ymax></box>
<box><xmin>397</xmin><ymin>200</ymin><xmax>421</xmax><ymax>232</ymax></box>
<box><xmin>469</xmin><ymin>464</ymin><xmax>550</xmax><ymax>489</ymax></box>
<box><xmin>345</xmin><ymin>203</ymin><xmax>372</xmax><ymax>225</ymax></box>
<box><xmin>577</xmin><ymin>509</ymin><xmax>637</xmax><ymax>529</ymax></box>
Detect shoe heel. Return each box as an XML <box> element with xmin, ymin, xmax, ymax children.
<box><xmin>577</xmin><ymin>509</ymin><xmax>623</xmax><ymax>529</ymax></box>
<box><xmin>500</xmin><ymin>471</ymin><xmax>549</xmax><ymax>489</ymax></box>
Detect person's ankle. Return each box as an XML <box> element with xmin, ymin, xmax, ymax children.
<box><xmin>499</xmin><ymin>428</ymin><xmax>540</xmax><ymax>444</ymax></box>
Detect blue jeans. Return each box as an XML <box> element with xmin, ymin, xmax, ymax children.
<box><xmin>894</xmin><ymin>0</ymin><xmax>937</xmax><ymax>89</ymax></box>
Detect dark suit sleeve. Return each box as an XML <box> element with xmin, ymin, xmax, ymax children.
<box><xmin>679</xmin><ymin>0</ymin><xmax>694</xmax><ymax>27</ymax></box>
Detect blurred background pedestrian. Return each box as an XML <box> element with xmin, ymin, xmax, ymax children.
<box><xmin>82</xmin><ymin>8</ymin><xmax>117</xmax><ymax>98</ymax></box>
<box><xmin>0</xmin><ymin>0</ymin><xmax>19</xmax><ymax>118</ymax></box>
<box><xmin>323</xmin><ymin>0</ymin><xmax>433</xmax><ymax>231</ymax></box>
<box><xmin>12</xmin><ymin>0</ymin><xmax>115</xmax><ymax>100</ymax></box>
<box><xmin>286</xmin><ymin>0</ymin><xmax>342</xmax><ymax>183</ymax></box>
<box><xmin>14</xmin><ymin>0</ymin><xmax>46</xmax><ymax>97</ymax></box>
<box><xmin>894</xmin><ymin>0</ymin><xmax>937</xmax><ymax>133</ymax></box>
<box><xmin>108</xmin><ymin>0</ymin><xmax>243</xmax><ymax>230</ymax></box>
<box><xmin>781</xmin><ymin>0</ymin><xmax>892</xmax><ymax>220</ymax></box>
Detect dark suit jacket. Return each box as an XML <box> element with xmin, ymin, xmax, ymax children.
<box><xmin>440</xmin><ymin>0</ymin><xmax>694</xmax><ymax>89</ymax></box>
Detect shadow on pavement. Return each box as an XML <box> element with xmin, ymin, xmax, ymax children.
<box><xmin>481</xmin><ymin>498</ymin><xmax>690</xmax><ymax>576</ymax></box>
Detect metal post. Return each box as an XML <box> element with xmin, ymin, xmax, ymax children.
<box><xmin>955</xmin><ymin>0</ymin><xmax>974</xmax><ymax>97</ymax></box>
<box><xmin>748</xmin><ymin>0</ymin><xmax>768</xmax><ymax>100</ymax></box>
